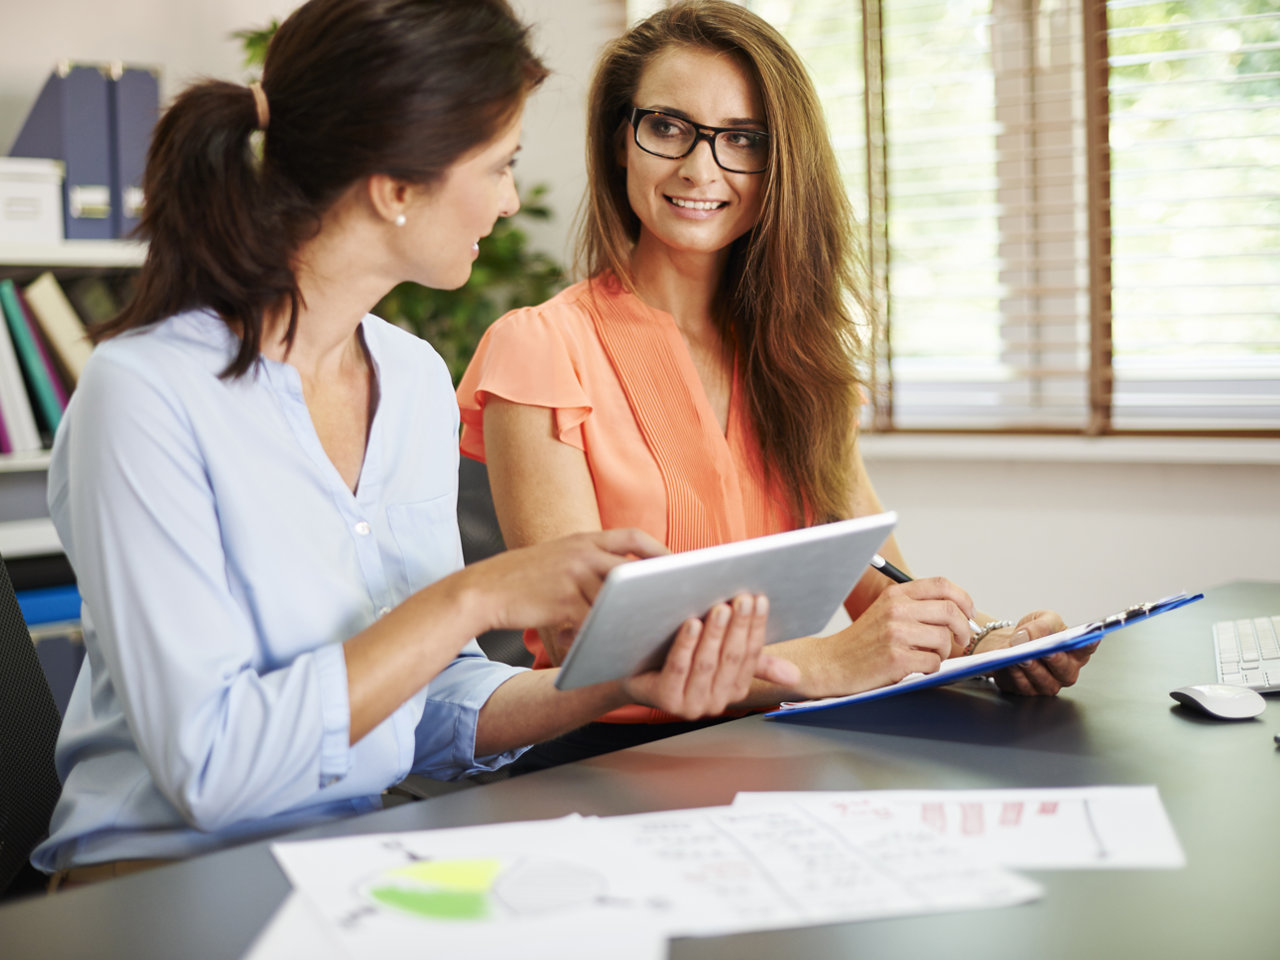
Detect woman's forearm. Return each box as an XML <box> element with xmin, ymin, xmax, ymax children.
<box><xmin>343</xmin><ymin>567</ymin><xmax>489</xmax><ymax>745</ymax></box>
<box><xmin>473</xmin><ymin>669</ymin><xmax>629</xmax><ymax>756</ymax></box>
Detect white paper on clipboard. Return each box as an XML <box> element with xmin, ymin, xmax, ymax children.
<box><xmin>767</xmin><ymin>591</ymin><xmax>1203</xmax><ymax>717</ymax></box>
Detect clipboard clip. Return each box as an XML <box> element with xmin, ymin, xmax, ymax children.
<box><xmin>1080</xmin><ymin>601</ymin><xmax>1158</xmax><ymax>636</ymax></box>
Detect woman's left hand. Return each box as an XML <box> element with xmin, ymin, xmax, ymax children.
<box><xmin>977</xmin><ymin>610</ymin><xmax>1098</xmax><ymax>696</ymax></box>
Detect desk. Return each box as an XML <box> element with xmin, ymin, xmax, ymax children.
<box><xmin>2</xmin><ymin>581</ymin><xmax>1277</xmax><ymax>959</ymax></box>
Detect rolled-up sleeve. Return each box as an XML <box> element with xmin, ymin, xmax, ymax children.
<box><xmin>314</xmin><ymin>642</ymin><xmax>354</xmax><ymax>784</ymax></box>
<box><xmin>412</xmin><ymin>642</ymin><xmax>530</xmax><ymax>778</ymax></box>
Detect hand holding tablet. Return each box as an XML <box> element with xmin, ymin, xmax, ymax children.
<box><xmin>555</xmin><ymin>513</ymin><xmax>898</xmax><ymax>690</ymax></box>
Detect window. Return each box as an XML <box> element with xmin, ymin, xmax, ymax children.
<box><xmin>628</xmin><ymin>0</ymin><xmax>1280</xmax><ymax>435</ymax></box>
<box><xmin>1106</xmin><ymin>0</ymin><xmax>1280</xmax><ymax>432</ymax></box>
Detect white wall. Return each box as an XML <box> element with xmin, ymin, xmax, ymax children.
<box><xmin>862</xmin><ymin>438</ymin><xmax>1280</xmax><ymax>625</ymax></box>
<box><xmin>0</xmin><ymin>0</ymin><xmax>616</xmax><ymax>266</ymax></box>
<box><xmin>509</xmin><ymin>0</ymin><xmax>624</xmax><ymax>267</ymax></box>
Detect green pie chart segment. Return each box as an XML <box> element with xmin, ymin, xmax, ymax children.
<box><xmin>368</xmin><ymin>858</ymin><xmax>504</xmax><ymax>921</ymax></box>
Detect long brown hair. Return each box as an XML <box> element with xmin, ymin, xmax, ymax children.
<box><xmin>98</xmin><ymin>0</ymin><xmax>547</xmax><ymax>377</ymax></box>
<box><xmin>580</xmin><ymin>0</ymin><xmax>865</xmax><ymax>525</ymax></box>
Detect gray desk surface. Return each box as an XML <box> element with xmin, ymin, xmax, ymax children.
<box><xmin>3</xmin><ymin>580</ymin><xmax>1277</xmax><ymax>959</ymax></box>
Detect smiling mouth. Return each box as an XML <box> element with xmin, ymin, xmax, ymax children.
<box><xmin>666</xmin><ymin>196</ymin><xmax>727</xmax><ymax>211</ymax></box>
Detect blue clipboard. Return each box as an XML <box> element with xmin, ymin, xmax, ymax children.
<box><xmin>766</xmin><ymin>591</ymin><xmax>1203</xmax><ymax>718</ymax></box>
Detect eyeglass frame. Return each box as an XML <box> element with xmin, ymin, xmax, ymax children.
<box><xmin>626</xmin><ymin>107</ymin><xmax>770</xmax><ymax>174</ymax></box>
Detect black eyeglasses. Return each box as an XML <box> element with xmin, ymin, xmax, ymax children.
<box><xmin>628</xmin><ymin>107</ymin><xmax>770</xmax><ymax>174</ymax></box>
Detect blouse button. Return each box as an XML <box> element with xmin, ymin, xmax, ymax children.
<box><xmin>377</xmin><ymin>606</ymin><xmax>392</xmax><ymax>618</ymax></box>
<box><xmin>354</xmin><ymin>521</ymin><xmax>371</xmax><ymax>536</ymax></box>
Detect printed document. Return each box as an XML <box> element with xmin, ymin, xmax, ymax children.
<box><xmin>734</xmin><ymin>786</ymin><xmax>1185</xmax><ymax>869</ymax></box>
<box><xmin>269</xmin><ymin>802</ymin><xmax>1040</xmax><ymax>956</ymax></box>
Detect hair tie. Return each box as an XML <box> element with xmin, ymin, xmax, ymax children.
<box><xmin>249</xmin><ymin>81</ymin><xmax>270</xmax><ymax>131</ymax></box>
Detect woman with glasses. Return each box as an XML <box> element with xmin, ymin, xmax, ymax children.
<box><xmin>457</xmin><ymin>0</ymin><xmax>1091</xmax><ymax>770</ymax></box>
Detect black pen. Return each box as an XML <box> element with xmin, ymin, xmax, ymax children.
<box><xmin>871</xmin><ymin>554</ymin><xmax>983</xmax><ymax>634</ymax></box>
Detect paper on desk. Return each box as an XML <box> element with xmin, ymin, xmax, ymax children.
<box><xmin>270</xmin><ymin>815</ymin><xmax>668</xmax><ymax>959</ymax></box>
<box><xmin>602</xmin><ymin>803</ymin><xmax>1040</xmax><ymax>935</ymax></box>
<box><xmin>269</xmin><ymin>803</ymin><xmax>1039</xmax><ymax>956</ymax></box>
<box><xmin>733</xmin><ymin>786</ymin><xmax>1185</xmax><ymax>870</ymax></box>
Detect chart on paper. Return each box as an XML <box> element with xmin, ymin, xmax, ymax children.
<box><xmin>272</xmin><ymin>817</ymin><xmax>678</xmax><ymax>958</ymax></box>
<box><xmin>734</xmin><ymin>786</ymin><xmax>1185</xmax><ymax>870</ymax></box>
<box><xmin>355</xmin><ymin>854</ymin><xmax>610</xmax><ymax>924</ymax></box>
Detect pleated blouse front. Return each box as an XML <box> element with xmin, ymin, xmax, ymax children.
<box><xmin>457</xmin><ymin>275</ymin><xmax>793</xmax><ymax>722</ymax></box>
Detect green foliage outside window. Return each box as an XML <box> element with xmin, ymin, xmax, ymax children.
<box><xmin>1107</xmin><ymin>0</ymin><xmax>1280</xmax><ymax>361</ymax></box>
<box><xmin>233</xmin><ymin>20</ymin><xmax>567</xmax><ymax>383</ymax></box>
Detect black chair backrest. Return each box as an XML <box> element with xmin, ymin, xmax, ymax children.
<box><xmin>0</xmin><ymin>552</ymin><xmax>63</xmax><ymax>898</ymax></box>
<box><xmin>457</xmin><ymin>457</ymin><xmax>533</xmax><ymax>668</ymax></box>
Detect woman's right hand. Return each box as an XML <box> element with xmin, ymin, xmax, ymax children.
<box><xmin>816</xmin><ymin>578</ymin><xmax>976</xmax><ymax>696</ymax></box>
<box><xmin>622</xmin><ymin>594</ymin><xmax>799</xmax><ymax>718</ymax></box>
<box><xmin>458</xmin><ymin>527</ymin><xmax>669</xmax><ymax>638</ymax></box>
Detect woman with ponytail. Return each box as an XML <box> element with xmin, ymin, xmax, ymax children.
<box><xmin>33</xmin><ymin>0</ymin><xmax>795</xmax><ymax>888</ymax></box>
<box><xmin>458</xmin><ymin>0</ymin><xmax>1093</xmax><ymax>770</ymax></box>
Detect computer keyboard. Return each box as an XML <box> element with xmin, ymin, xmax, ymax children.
<box><xmin>1213</xmin><ymin>615</ymin><xmax>1280</xmax><ymax>692</ymax></box>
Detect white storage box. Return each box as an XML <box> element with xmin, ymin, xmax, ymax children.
<box><xmin>0</xmin><ymin>156</ymin><xmax>64</xmax><ymax>244</ymax></box>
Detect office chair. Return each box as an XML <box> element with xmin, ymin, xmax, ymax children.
<box><xmin>457</xmin><ymin>456</ymin><xmax>532</xmax><ymax>669</ymax></box>
<box><xmin>0</xmin><ymin>552</ymin><xmax>64</xmax><ymax>900</ymax></box>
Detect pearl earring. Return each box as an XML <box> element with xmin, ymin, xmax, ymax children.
<box><xmin>394</xmin><ymin>214</ymin><xmax>406</xmax><ymax>227</ymax></box>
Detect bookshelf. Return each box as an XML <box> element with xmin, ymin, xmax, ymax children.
<box><xmin>0</xmin><ymin>240</ymin><xmax>144</xmax><ymax>558</ymax></box>
<box><xmin>0</xmin><ymin>239</ymin><xmax>146</xmax><ymax>278</ymax></box>
<box><xmin>0</xmin><ymin>453</ymin><xmax>57</xmax><ymax>558</ymax></box>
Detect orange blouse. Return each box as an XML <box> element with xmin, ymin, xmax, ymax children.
<box><xmin>457</xmin><ymin>274</ymin><xmax>793</xmax><ymax>722</ymax></box>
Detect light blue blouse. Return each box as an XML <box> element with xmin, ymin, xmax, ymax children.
<box><xmin>32</xmin><ymin>309</ymin><xmax>525</xmax><ymax>872</ymax></box>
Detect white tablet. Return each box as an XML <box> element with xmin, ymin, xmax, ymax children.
<box><xmin>554</xmin><ymin>512</ymin><xmax>897</xmax><ymax>690</ymax></box>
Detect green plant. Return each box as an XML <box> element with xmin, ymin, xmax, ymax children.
<box><xmin>231</xmin><ymin>21</ymin><xmax>279</xmax><ymax>70</ymax></box>
<box><xmin>233</xmin><ymin>20</ymin><xmax>567</xmax><ymax>383</ymax></box>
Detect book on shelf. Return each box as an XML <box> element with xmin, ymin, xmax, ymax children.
<box><xmin>0</xmin><ymin>278</ymin><xmax>66</xmax><ymax>434</ymax></box>
<box><xmin>65</xmin><ymin>274</ymin><xmax>122</xmax><ymax>328</ymax></box>
<box><xmin>23</xmin><ymin>285</ymin><xmax>71</xmax><ymax>408</ymax></box>
<box><xmin>16</xmin><ymin>583</ymin><xmax>81</xmax><ymax>626</ymax></box>
<box><xmin>23</xmin><ymin>271</ymin><xmax>93</xmax><ymax>385</ymax></box>
<box><xmin>0</xmin><ymin>392</ymin><xmax>10</xmax><ymax>452</ymax></box>
<box><xmin>0</xmin><ymin>294</ymin><xmax>42</xmax><ymax>452</ymax></box>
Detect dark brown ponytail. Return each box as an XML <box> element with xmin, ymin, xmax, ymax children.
<box><xmin>97</xmin><ymin>0</ymin><xmax>548</xmax><ymax>377</ymax></box>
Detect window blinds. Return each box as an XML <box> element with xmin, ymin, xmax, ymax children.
<box><xmin>1106</xmin><ymin>0</ymin><xmax>1280</xmax><ymax>432</ymax></box>
<box><xmin>875</xmin><ymin>0</ymin><xmax>1094</xmax><ymax>430</ymax></box>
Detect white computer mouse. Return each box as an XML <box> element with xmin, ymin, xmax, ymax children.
<box><xmin>1169</xmin><ymin>683</ymin><xmax>1266</xmax><ymax>720</ymax></box>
